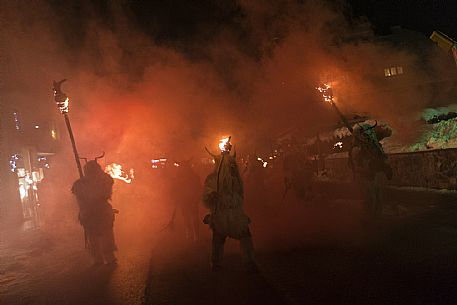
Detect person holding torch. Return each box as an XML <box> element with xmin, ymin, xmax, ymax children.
<box><xmin>316</xmin><ymin>83</ymin><xmax>393</xmax><ymax>217</ymax></box>
<box><xmin>203</xmin><ymin>137</ymin><xmax>257</xmax><ymax>272</ymax></box>
<box><xmin>53</xmin><ymin>80</ymin><xmax>117</xmax><ymax>266</ymax></box>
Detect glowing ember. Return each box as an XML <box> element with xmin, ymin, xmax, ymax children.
<box><xmin>105</xmin><ymin>163</ymin><xmax>134</xmax><ymax>184</ymax></box>
<box><xmin>316</xmin><ymin>84</ymin><xmax>334</xmax><ymax>104</ymax></box>
<box><xmin>257</xmin><ymin>157</ymin><xmax>268</xmax><ymax>168</ymax></box>
<box><xmin>55</xmin><ymin>96</ymin><xmax>69</xmax><ymax>114</ymax></box>
<box><xmin>219</xmin><ymin>137</ymin><xmax>231</xmax><ymax>152</ymax></box>
<box><xmin>334</xmin><ymin>141</ymin><xmax>343</xmax><ymax>149</ymax></box>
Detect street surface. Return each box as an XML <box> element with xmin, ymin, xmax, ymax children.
<box><xmin>2</xmin><ymin>193</ymin><xmax>457</xmax><ymax>305</ymax></box>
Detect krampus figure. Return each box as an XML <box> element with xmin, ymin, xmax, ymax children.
<box><xmin>203</xmin><ymin>142</ymin><xmax>257</xmax><ymax>272</ymax></box>
<box><xmin>349</xmin><ymin>121</ymin><xmax>392</xmax><ymax>217</ymax></box>
<box><xmin>72</xmin><ymin>159</ymin><xmax>117</xmax><ymax>266</ymax></box>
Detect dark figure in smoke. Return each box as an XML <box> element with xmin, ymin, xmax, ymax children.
<box><xmin>72</xmin><ymin>161</ymin><xmax>117</xmax><ymax>265</ymax></box>
<box><xmin>244</xmin><ymin>154</ymin><xmax>267</xmax><ymax>209</ymax></box>
<box><xmin>169</xmin><ymin>160</ymin><xmax>201</xmax><ymax>241</ymax></box>
<box><xmin>203</xmin><ymin>144</ymin><xmax>257</xmax><ymax>271</ymax></box>
<box><xmin>349</xmin><ymin>121</ymin><xmax>392</xmax><ymax>217</ymax></box>
<box><xmin>283</xmin><ymin>147</ymin><xmax>310</xmax><ymax>202</ymax></box>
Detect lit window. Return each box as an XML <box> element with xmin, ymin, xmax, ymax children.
<box><xmin>384</xmin><ymin>66</ymin><xmax>404</xmax><ymax>77</ymax></box>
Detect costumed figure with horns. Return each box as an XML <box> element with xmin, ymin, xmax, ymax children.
<box><xmin>349</xmin><ymin>121</ymin><xmax>393</xmax><ymax>217</ymax></box>
<box><xmin>71</xmin><ymin>154</ymin><xmax>117</xmax><ymax>266</ymax></box>
<box><xmin>203</xmin><ymin>137</ymin><xmax>257</xmax><ymax>272</ymax></box>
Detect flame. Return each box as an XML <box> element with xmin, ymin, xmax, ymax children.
<box><xmin>316</xmin><ymin>83</ymin><xmax>333</xmax><ymax>104</ymax></box>
<box><xmin>151</xmin><ymin>158</ymin><xmax>167</xmax><ymax>169</ymax></box>
<box><xmin>56</xmin><ymin>97</ymin><xmax>69</xmax><ymax>114</ymax></box>
<box><xmin>219</xmin><ymin>137</ymin><xmax>231</xmax><ymax>152</ymax></box>
<box><xmin>51</xmin><ymin>129</ymin><xmax>57</xmax><ymax>140</ymax></box>
<box><xmin>334</xmin><ymin>141</ymin><xmax>343</xmax><ymax>149</ymax></box>
<box><xmin>257</xmin><ymin>157</ymin><xmax>268</xmax><ymax>168</ymax></box>
<box><xmin>105</xmin><ymin>163</ymin><xmax>134</xmax><ymax>184</ymax></box>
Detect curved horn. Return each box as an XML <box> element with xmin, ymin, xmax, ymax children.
<box><xmin>205</xmin><ymin>147</ymin><xmax>217</xmax><ymax>158</ymax></box>
<box><xmin>94</xmin><ymin>152</ymin><xmax>105</xmax><ymax>161</ymax></box>
<box><xmin>370</xmin><ymin>120</ymin><xmax>378</xmax><ymax>129</ymax></box>
<box><xmin>52</xmin><ymin>79</ymin><xmax>67</xmax><ymax>94</ymax></box>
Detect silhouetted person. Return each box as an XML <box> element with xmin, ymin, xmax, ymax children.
<box><xmin>283</xmin><ymin>149</ymin><xmax>309</xmax><ymax>202</ymax></box>
<box><xmin>349</xmin><ymin>121</ymin><xmax>392</xmax><ymax>217</ymax></box>
<box><xmin>72</xmin><ymin>161</ymin><xmax>117</xmax><ymax>266</ymax></box>
<box><xmin>174</xmin><ymin>161</ymin><xmax>201</xmax><ymax>241</ymax></box>
<box><xmin>245</xmin><ymin>154</ymin><xmax>266</xmax><ymax>209</ymax></box>
<box><xmin>203</xmin><ymin>148</ymin><xmax>257</xmax><ymax>272</ymax></box>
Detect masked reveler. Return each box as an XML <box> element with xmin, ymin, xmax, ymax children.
<box><xmin>72</xmin><ymin>160</ymin><xmax>117</xmax><ymax>266</ymax></box>
<box><xmin>348</xmin><ymin>121</ymin><xmax>393</xmax><ymax>217</ymax></box>
<box><xmin>203</xmin><ymin>138</ymin><xmax>257</xmax><ymax>272</ymax></box>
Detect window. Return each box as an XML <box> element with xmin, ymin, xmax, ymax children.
<box><xmin>384</xmin><ymin>66</ymin><xmax>404</xmax><ymax>77</ymax></box>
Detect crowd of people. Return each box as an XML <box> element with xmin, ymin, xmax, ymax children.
<box><xmin>68</xmin><ymin>121</ymin><xmax>393</xmax><ymax>271</ymax></box>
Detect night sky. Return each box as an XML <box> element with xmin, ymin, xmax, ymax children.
<box><xmin>347</xmin><ymin>0</ymin><xmax>457</xmax><ymax>38</ymax></box>
<box><xmin>48</xmin><ymin>0</ymin><xmax>457</xmax><ymax>53</ymax></box>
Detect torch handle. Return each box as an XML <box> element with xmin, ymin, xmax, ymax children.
<box><xmin>64</xmin><ymin>113</ymin><xmax>84</xmax><ymax>178</ymax></box>
<box><xmin>331</xmin><ymin>102</ymin><xmax>353</xmax><ymax>134</ymax></box>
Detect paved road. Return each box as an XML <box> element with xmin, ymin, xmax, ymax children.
<box><xmin>0</xmin><ymin>223</ymin><xmax>152</xmax><ymax>305</ymax></box>
<box><xmin>143</xmin><ymin>200</ymin><xmax>457</xmax><ymax>305</ymax></box>
<box><xmin>3</xmin><ymin>197</ymin><xmax>457</xmax><ymax>305</ymax></box>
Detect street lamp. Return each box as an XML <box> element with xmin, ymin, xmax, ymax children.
<box><xmin>52</xmin><ymin>79</ymin><xmax>84</xmax><ymax>178</ymax></box>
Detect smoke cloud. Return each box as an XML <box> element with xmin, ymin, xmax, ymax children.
<box><xmin>2</xmin><ymin>0</ymin><xmax>453</xmax><ymax>264</ymax></box>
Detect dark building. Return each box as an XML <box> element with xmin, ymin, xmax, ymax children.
<box><xmin>326</xmin><ymin>25</ymin><xmax>457</xmax><ymax>111</ymax></box>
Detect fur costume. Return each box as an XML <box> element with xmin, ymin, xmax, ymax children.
<box><xmin>349</xmin><ymin>122</ymin><xmax>392</xmax><ymax>216</ymax></box>
<box><xmin>203</xmin><ymin>152</ymin><xmax>256</xmax><ymax>270</ymax></box>
<box><xmin>72</xmin><ymin>161</ymin><xmax>116</xmax><ymax>264</ymax></box>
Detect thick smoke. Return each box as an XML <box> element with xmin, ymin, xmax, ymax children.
<box><xmin>2</xmin><ymin>0</ymin><xmax>449</xmax><ymax>256</ymax></box>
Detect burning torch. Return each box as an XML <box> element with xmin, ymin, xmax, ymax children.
<box><xmin>317</xmin><ymin>84</ymin><xmax>353</xmax><ymax>133</ymax></box>
<box><xmin>53</xmin><ymin>79</ymin><xmax>84</xmax><ymax>178</ymax></box>
<box><xmin>217</xmin><ymin>136</ymin><xmax>232</xmax><ymax>192</ymax></box>
<box><xmin>204</xmin><ymin>136</ymin><xmax>233</xmax><ymax>193</ymax></box>
<box><xmin>202</xmin><ymin>136</ymin><xmax>233</xmax><ymax>225</ymax></box>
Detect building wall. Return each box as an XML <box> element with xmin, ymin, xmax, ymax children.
<box><xmin>327</xmin><ymin>27</ymin><xmax>457</xmax><ymax>116</ymax></box>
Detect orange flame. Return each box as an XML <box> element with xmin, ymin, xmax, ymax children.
<box><xmin>219</xmin><ymin>137</ymin><xmax>231</xmax><ymax>152</ymax></box>
<box><xmin>334</xmin><ymin>141</ymin><xmax>343</xmax><ymax>149</ymax></box>
<box><xmin>257</xmin><ymin>157</ymin><xmax>268</xmax><ymax>168</ymax></box>
<box><xmin>105</xmin><ymin>163</ymin><xmax>134</xmax><ymax>184</ymax></box>
<box><xmin>316</xmin><ymin>83</ymin><xmax>333</xmax><ymax>104</ymax></box>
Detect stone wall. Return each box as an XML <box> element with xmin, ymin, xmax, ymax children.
<box><xmin>323</xmin><ymin>148</ymin><xmax>457</xmax><ymax>190</ymax></box>
<box><xmin>389</xmin><ymin>149</ymin><xmax>457</xmax><ymax>189</ymax></box>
